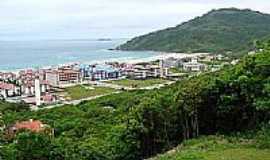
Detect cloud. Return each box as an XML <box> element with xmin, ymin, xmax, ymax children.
<box><xmin>0</xmin><ymin>0</ymin><xmax>269</xmax><ymax>40</ymax></box>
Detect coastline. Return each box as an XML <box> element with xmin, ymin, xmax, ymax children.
<box><xmin>0</xmin><ymin>51</ymin><xmax>209</xmax><ymax>73</ymax></box>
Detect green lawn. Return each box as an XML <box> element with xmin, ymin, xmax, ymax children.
<box><xmin>169</xmin><ymin>67</ymin><xmax>186</xmax><ymax>74</ymax></box>
<box><xmin>151</xmin><ymin>136</ymin><xmax>270</xmax><ymax>160</ymax></box>
<box><xmin>106</xmin><ymin>78</ymin><xmax>170</xmax><ymax>88</ymax></box>
<box><xmin>64</xmin><ymin>85</ymin><xmax>116</xmax><ymax>100</ymax></box>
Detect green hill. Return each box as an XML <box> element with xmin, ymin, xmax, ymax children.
<box><xmin>117</xmin><ymin>8</ymin><xmax>270</xmax><ymax>56</ymax></box>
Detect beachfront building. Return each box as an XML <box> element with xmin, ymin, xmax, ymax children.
<box><xmin>163</xmin><ymin>57</ymin><xmax>185</xmax><ymax>68</ymax></box>
<box><xmin>17</xmin><ymin>70</ymin><xmax>51</xmax><ymax>96</ymax></box>
<box><xmin>80</xmin><ymin>64</ymin><xmax>122</xmax><ymax>81</ymax></box>
<box><xmin>183</xmin><ymin>58</ymin><xmax>206</xmax><ymax>72</ymax></box>
<box><xmin>45</xmin><ymin>67</ymin><xmax>81</xmax><ymax>87</ymax></box>
<box><xmin>123</xmin><ymin>60</ymin><xmax>169</xmax><ymax>79</ymax></box>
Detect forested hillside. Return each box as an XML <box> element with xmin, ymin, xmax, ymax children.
<box><xmin>117</xmin><ymin>8</ymin><xmax>270</xmax><ymax>56</ymax></box>
<box><xmin>1</xmin><ymin>40</ymin><xmax>270</xmax><ymax>160</ymax></box>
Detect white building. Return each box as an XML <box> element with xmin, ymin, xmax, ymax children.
<box><xmin>35</xmin><ymin>78</ymin><xmax>41</xmax><ymax>106</ymax></box>
<box><xmin>183</xmin><ymin>58</ymin><xmax>206</xmax><ymax>72</ymax></box>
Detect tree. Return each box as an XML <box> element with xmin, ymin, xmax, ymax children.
<box><xmin>13</xmin><ymin>131</ymin><xmax>53</xmax><ymax>160</ymax></box>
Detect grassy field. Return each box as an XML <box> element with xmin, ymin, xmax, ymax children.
<box><xmin>106</xmin><ymin>78</ymin><xmax>170</xmax><ymax>88</ymax></box>
<box><xmin>64</xmin><ymin>85</ymin><xmax>116</xmax><ymax>100</ymax></box>
<box><xmin>169</xmin><ymin>67</ymin><xmax>189</xmax><ymax>74</ymax></box>
<box><xmin>151</xmin><ymin>135</ymin><xmax>270</xmax><ymax>160</ymax></box>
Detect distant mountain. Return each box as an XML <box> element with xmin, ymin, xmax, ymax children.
<box><xmin>117</xmin><ymin>8</ymin><xmax>270</xmax><ymax>56</ymax></box>
<box><xmin>97</xmin><ymin>38</ymin><xmax>112</xmax><ymax>41</ymax></box>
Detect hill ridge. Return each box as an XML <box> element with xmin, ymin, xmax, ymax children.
<box><xmin>117</xmin><ymin>8</ymin><xmax>270</xmax><ymax>56</ymax></box>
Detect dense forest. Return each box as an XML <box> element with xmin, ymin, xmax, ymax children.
<box><xmin>0</xmin><ymin>41</ymin><xmax>270</xmax><ymax>159</ymax></box>
<box><xmin>117</xmin><ymin>8</ymin><xmax>270</xmax><ymax>56</ymax></box>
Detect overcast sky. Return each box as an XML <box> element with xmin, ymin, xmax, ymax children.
<box><xmin>1</xmin><ymin>0</ymin><xmax>270</xmax><ymax>40</ymax></box>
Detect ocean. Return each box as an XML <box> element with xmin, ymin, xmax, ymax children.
<box><xmin>0</xmin><ymin>39</ymin><xmax>159</xmax><ymax>71</ymax></box>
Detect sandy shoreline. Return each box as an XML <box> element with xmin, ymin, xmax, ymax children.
<box><xmin>0</xmin><ymin>52</ymin><xmax>209</xmax><ymax>73</ymax></box>
<box><xmin>121</xmin><ymin>52</ymin><xmax>209</xmax><ymax>64</ymax></box>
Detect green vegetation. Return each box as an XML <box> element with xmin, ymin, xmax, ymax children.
<box><xmin>106</xmin><ymin>78</ymin><xmax>170</xmax><ymax>88</ymax></box>
<box><xmin>0</xmin><ymin>41</ymin><xmax>269</xmax><ymax>160</ymax></box>
<box><xmin>169</xmin><ymin>67</ymin><xmax>190</xmax><ymax>74</ymax></box>
<box><xmin>117</xmin><ymin>8</ymin><xmax>270</xmax><ymax>56</ymax></box>
<box><xmin>151</xmin><ymin>132</ymin><xmax>270</xmax><ymax>160</ymax></box>
<box><xmin>64</xmin><ymin>85</ymin><xmax>116</xmax><ymax>100</ymax></box>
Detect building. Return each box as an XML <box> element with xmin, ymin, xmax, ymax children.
<box><xmin>163</xmin><ymin>57</ymin><xmax>185</xmax><ymax>68</ymax></box>
<box><xmin>45</xmin><ymin>68</ymin><xmax>81</xmax><ymax>87</ymax></box>
<box><xmin>5</xmin><ymin>119</ymin><xmax>53</xmax><ymax>139</ymax></box>
<box><xmin>81</xmin><ymin>64</ymin><xmax>121</xmax><ymax>81</ymax></box>
<box><xmin>19</xmin><ymin>79</ymin><xmax>50</xmax><ymax>96</ymax></box>
<box><xmin>16</xmin><ymin>69</ymin><xmax>51</xmax><ymax>96</ymax></box>
<box><xmin>35</xmin><ymin>78</ymin><xmax>41</xmax><ymax>106</ymax></box>
<box><xmin>22</xmin><ymin>93</ymin><xmax>57</xmax><ymax>106</ymax></box>
<box><xmin>0</xmin><ymin>82</ymin><xmax>20</xmax><ymax>98</ymax></box>
<box><xmin>0</xmin><ymin>72</ymin><xmax>16</xmax><ymax>81</ymax></box>
<box><xmin>183</xmin><ymin>58</ymin><xmax>206</xmax><ymax>72</ymax></box>
<box><xmin>123</xmin><ymin>61</ymin><xmax>169</xmax><ymax>80</ymax></box>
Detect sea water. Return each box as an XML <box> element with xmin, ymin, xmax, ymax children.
<box><xmin>0</xmin><ymin>39</ymin><xmax>159</xmax><ymax>71</ymax></box>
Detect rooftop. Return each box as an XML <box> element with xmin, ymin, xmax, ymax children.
<box><xmin>13</xmin><ymin>119</ymin><xmax>45</xmax><ymax>133</ymax></box>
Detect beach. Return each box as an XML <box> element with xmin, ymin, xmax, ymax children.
<box><xmin>0</xmin><ymin>39</ymin><xmax>209</xmax><ymax>72</ymax></box>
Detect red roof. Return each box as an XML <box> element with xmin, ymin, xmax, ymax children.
<box><xmin>40</xmin><ymin>80</ymin><xmax>49</xmax><ymax>85</ymax></box>
<box><xmin>42</xmin><ymin>94</ymin><xmax>54</xmax><ymax>102</ymax></box>
<box><xmin>0</xmin><ymin>82</ymin><xmax>15</xmax><ymax>90</ymax></box>
<box><xmin>14</xmin><ymin>120</ymin><xmax>44</xmax><ymax>132</ymax></box>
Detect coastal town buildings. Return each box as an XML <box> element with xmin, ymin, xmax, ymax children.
<box><xmin>0</xmin><ymin>53</ymin><xmax>231</xmax><ymax>107</ymax></box>
<box><xmin>80</xmin><ymin>64</ymin><xmax>121</xmax><ymax>81</ymax></box>
<box><xmin>123</xmin><ymin>60</ymin><xmax>169</xmax><ymax>80</ymax></box>
<box><xmin>183</xmin><ymin>58</ymin><xmax>206</xmax><ymax>72</ymax></box>
<box><xmin>0</xmin><ymin>69</ymin><xmax>55</xmax><ymax>106</ymax></box>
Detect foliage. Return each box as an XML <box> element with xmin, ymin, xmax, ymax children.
<box><xmin>1</xmin><ymin>41</ymin><xmax>270</xmax><ymax>159</ymax></box>
<box><xmin>150</xmin><ymin>133</ymin><xmax>270</xmax><ymax>160</ymax></box>
<box><xmin>117</xmin><ymin>8</ymin><xmax>270</xmax><ymax>57</ymax></box>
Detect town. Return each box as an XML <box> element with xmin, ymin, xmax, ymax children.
<box><xmin>0</xmin><ymin>53</ymin><xmax>233</xmax><ymax>109</ymax></box>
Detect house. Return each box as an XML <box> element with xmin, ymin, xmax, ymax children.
<box><xmin>41</xmin><ymin>93</ymin><xmax>57</xmax><ymax>104</ymax></box>
<box><xmin>5</xmin><ymin>119</ymin><xmax>53</xmax><ymax>138</ymax></box>
<box><xmin>0</xmin><ymin>72</ymin><xmax>16</xmax><ymax>81</ymax></box>
<box><xmin>0</xmin><ymin>82</ymin><xmax>20</xmax><ymax>98</ymax></box>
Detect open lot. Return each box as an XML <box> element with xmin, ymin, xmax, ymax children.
<box><xmin>106</xmin><ymin>78</ymin><xmax>171</xmax><ymax>88</ymax></box>
<box><xmin>64</xmin><ymin>85</ymin><xmax>116</xmax><ymax>100</ymax></box>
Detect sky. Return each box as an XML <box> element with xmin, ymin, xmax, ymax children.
<box><xmin>0</xmin><ymin>0</ymin><xmax>270</xmax><ymax>40</ymax></box>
